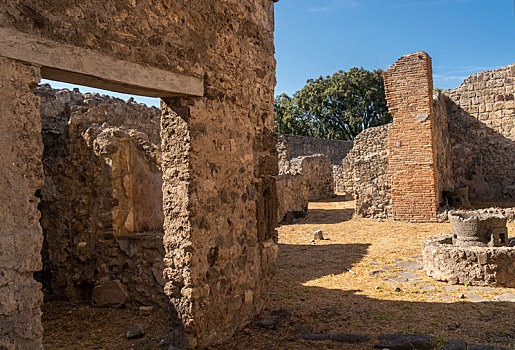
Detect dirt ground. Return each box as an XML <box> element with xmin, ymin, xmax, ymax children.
<box><xmin>42</xmin><ymin>197</ymin><xmax>515</xmax><ymax>349</ymax></box>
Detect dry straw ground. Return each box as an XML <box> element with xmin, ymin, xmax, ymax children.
<box><xmin>43</xmin><ymin>197</ymin><xmax>515</xmax><ymax>349</ymax></box>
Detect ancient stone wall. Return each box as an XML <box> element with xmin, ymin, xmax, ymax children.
<box><xmin>275</xmin><ymin>174</ymin><xmax>309</xmax><ymax>224</ymax></box>
<box><xmin>344</xmin><ymin>124</ymin><xmax>391</xmax><ymax>219</ymax></box>
<box><xmin>333</xmin><ymin>164</ymin><xmax>353</xmax><ymax>196</ymax></box>
<box><xmin>1</xmin><ymin>1</ymin><xmax>278</xmax><ymax>348</ymax></box>
<box><xmin>384</xmin><ymin>52</ymin><xmax>439</xmax><ymax>222</ymax></box>
<box><xmin>37</xmin><ymin>85</ymin><xmax>167</xmax><ymax>307</ymax></box>
<box><xmin>443</xmin><ymin>64</ymin><xmax>515</xmax><ymax>201</ymax></box>
<box><xmin>281</xmin><ymin>155</ymin><xmax>334</xmax><ymax>201</ymax></box>
<box><xmin>0</xmin><ymin>57</ymin><xmax>44</xmax><ymax>350</ymax></box>
<box><xmin>278</xmin><ymin>134</ymin><xmax>353</xmax><ymax>165</ymax></box>
<box><xmin>278</xmin><ymin>134</ymin><xmax>353</xmax><ymax>195</ymax></box>
<box><xmin>433</xmin><ymin>90</ymin><xmax>454</xmax><ymax>203</ymax></box>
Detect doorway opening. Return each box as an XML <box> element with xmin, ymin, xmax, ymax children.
<box><xmin>34</xmin><ymin>80</ymin><xmax>171</xmax><ymax>348</ymax></box>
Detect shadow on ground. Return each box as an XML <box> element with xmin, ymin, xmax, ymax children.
<box><xmin>296</xmin><ymin>208</ymin><xmax>355</xmax><ymax>225</ymax></box>
<box><xmin>217</xmin><ymin>241</ymin><xmax>515</xmax><ymax>350</ymax></box>
<box><xmin>277</xmin><ymin>243</ymin><xmax>370</xmax><ymax>282</ymax></box>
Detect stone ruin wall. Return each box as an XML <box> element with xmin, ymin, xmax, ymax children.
<box><xmin>276</xmin><ymin>153</ymin><xmax>334</xmax><ymax>224</ymax></box>
<box><xmin>344</xmin><ymin>124</ymin><xmax>391</xmax><ymax>219</ymax></box>
<box><xmin>276</xmin><ymin>137</ymin><xmax>335</xmax><ymax>224</ymax></box>
<box><xmin>0</xmin><ymin>57</ymin><xmax>44</xmax><ymax>350</ymax></box>
<box><xmin>0</xmin><ymin>1</ymin><xmax>278</xmax><ymax>348</ymax></box>
<box><xmin>443</xmin><ymin>64</ymin><xmax>515</xmax><ymax>201</ymax></box>
<box><xmin>433</xmin><ymin>90</ymin><xmax>454</xmax><ymax>204</ymax></box>
<box><xmin>277</xmin><ymin>134</ymin><xmax>352</xmax><ymax>194</ymax></box>
<box><xmin>275</xmin><ymin>174</ymin><xmax>308</xmax><ymax>224</ymax></box>
<box><xmin>37</xmin><ymin>85</ymin><xmax>167</xmax><ymax>308</ymax></box>
<box><xmin>278</xmin><ymin>134</ymin><xmax>353</xmax><ymax>164</ymax></box>
<box><xmin>339</xmin><ymin>86</ymin><xmax>452</xmax><ymax>220</ymax></box>
<box><xmin>275</xmin><ymin>59</ymin><xmax>514</xmax><ymax>224</ymax></box>
<box><xmin>332</xmin><ymin>163</ymin><xmax>354</xmax><ymax>196</ymax></box>
<box><xmin>286</xmin><ymin>155</ymin><xmax>335</xmax><ymax>201</ymax></box>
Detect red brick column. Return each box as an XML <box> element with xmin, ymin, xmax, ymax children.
<box><xmin>384</xmin><ymin>52</ymin><xmax>439</xmax><ymax>222</ymax></box>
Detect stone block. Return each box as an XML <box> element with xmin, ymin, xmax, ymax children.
<box><xmin>91</xmin><ymin>280</ymin><xmax>129</xmax><ymax>307</ymax></box>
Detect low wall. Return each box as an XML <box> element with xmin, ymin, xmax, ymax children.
<box><xmin>343</xmin><ymin>124</ymin><xmax>391</xmax><ymax>219</ymax></box>
<box><xmin>278</xmin><ymin>134</ymin><xmax>353</xmax><ymax>165</ymax></box>
<box><xmin>284</xmin><ymin>155</ymin><xmax>335</xmax><ymax>201</ymax></box>
<box><xmin>275</xmin><ymin>174</ymin><xmax>308</xmax><ymax>224</ymax></box>
<box><xmin>333</xmin><ymin>164</ymin><xmax>353</xmax><ymax>197</ymax></box>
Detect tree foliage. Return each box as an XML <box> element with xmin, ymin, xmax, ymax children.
<box><xmin>274</xmin><ymin>68</ymin><xmax>392</xmax><ymax>140</ymax></box>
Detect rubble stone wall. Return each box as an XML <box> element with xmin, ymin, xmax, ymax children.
<box><xmin>275</xmin><ymin>174</ymin><xmax>309</xmax><ymax>224</ymax></box>
<box><xmin>333</xmin><ymin>164</ymin><xmax>354</xmax><ymax>196</ymax></box>
<box><xmin>0</xmin><ymin>57</ymin><xmax>44</xmax><ymax>350</ymax></box>
<box><xmin>281</xmin><ymin>155</ymin><xmax>334</xmax><ymax>201</ymax></box>
<box><xmin>278</xmin><ymin>134</ymin><xmax>353</xmax><ymax>165</ymax></box>
<box><xmin>384</xmin><ymin>52</ymin><xmax>439</xmax><ymax>222</ymax></box>
<box><xmin>38</xmin><ymin>86</ymin><xmax>167</xmax><ymax>307</ymax></box>
<box><xmin>433</xmin><ymin>90</ymin><xmax>454</xmax><ymax>203</ymax></box>
<box><xmin>344</xmin><ymin>124</ymin><xmax>391</xmax><ymax>219</ymax></box>
<box><xmin>443</xmin><ymin>64</ymin><xmax>515</xmax><ymax>201</ymax></box>
<box><xmin>277</xmin><ymin>134</ymin><xmax>353</xmax><ymax>195</ymax></box>
<box><xmin>1</xmin><ymin>1</ymin><xmax>278</xmax><ymax>348</ymax></box>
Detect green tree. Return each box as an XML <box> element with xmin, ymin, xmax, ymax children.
<box><xmin>274</xmin><ymin>68</ymin><xmax>392</xmax><ymax>140</ymax></box>
<box><xmin>273</xmin><ymin>93</ymin><xmax>309</xmax><ymax>136</ymax></box>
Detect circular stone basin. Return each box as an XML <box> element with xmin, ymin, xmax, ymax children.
<box><xmin>423</xmin><ymin>234</ymin><xmax>515</xmax><ymax>287</ymax></box>
<box><xmin>449</xmin><ymin>212</ymin><xmax>508</xmax><ymax>247</ymax></box>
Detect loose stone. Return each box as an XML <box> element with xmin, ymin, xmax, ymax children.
<box><xmin>374</xmin><ymin>333</ymin><xmax>436</xmax><ymax>350</ymax></box>
<box><xmin>299</xmin><ymin>333</ymin><xmax>371</xmax><ymax>343</ymax></box>
<box><xmin>313</xmin><ymin>229</ymin><xmax>325</xmax><ymax>240</ymax></box>
<box><xmin>126</xmin><ymin>324</ymin><xmax>144</xmax><ymax>339</ymax></box>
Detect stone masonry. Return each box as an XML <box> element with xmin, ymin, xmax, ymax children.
<box><xmin>325</xmin><ymin>55</ymin><xmax>514</xmax><ymax>222</ymax></box>
<box><xmin>0</xmin><ymin>1</ymin><xmax>279</xmax><ymax>348</ymax></box>
<box><xmin>37</xmin><ymin>85</ymin><xmax>166</xmax><ymax>307</ymax></box>
<box><xmin>277</xmin><ymin>134</ymin><xmax>353</xmax><ymax>165</ymax></box>
<box><xmin>275</xmin><ymin>174</ymin><xmax>309</xmax><ymax>224</ymax></box>
<box><xmin>424</xmin><ymin>212</ymin><xmax>514</xmax><ymax>287</ymax></box>
<box><xmin>433</xmin><ymin>90</ymin><xmax>454</xmax><ymax>204</ymax></box>
<box><xmin>344</xmin><ymin>124</ymin><xmax>391</xmax><ymax>219</ymax></box>
<box><xmin>285</xmin><ymin>155</ymin><xmax>335</xmax><ymax>201</ymax></box>
<box><xmin>384</xmin><ymin>52</ymin><xmax>440</xmax><ymax>222</ymax></box>
<box><xmin>443</xmin><ymin>64</ymin><xmax>515</xmax><ymax>201</ymax></box>
<box><xmin>0</xmin><ymin>57</ymin><xmax>44</xmax><ymax>350</ymax></box>
<box><xmin>277</xmin><ymin>134</ymin><xmax>353</xmax><ymax>194</ymax></box>
<box><xmin>423</xmin><ymin>234</ymin><xmax>515</xmax><ymax>287</ymax></box>
<box><xmin>278</xmin><ymin>137</ymin><xmax>335</xmax><ymax>201</ymax></box>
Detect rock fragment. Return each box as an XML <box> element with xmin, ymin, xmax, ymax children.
<box><xmin>313</xmin><ymin>229</ymin><xmax>325</xmax><ymax>240</ymax></box>
<box><xmin>126</xmin><ymin>324</ymin><xmax>144</xmax><ymax>339</ymax></box>
<box><xmin>91</xmin><ymin>280</ymin><xmax>129</xmax><ymax>307</ymax></box>
<box><xmin>374</xmin><ymin>333</ymin><xmax>436</xmax><ymax>350</ymax></box>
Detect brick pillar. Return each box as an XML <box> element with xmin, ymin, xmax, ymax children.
<box><xmin>384</xmin><ymin>52</ymin><xmax>439</xmax><ymax>222</ymax></box>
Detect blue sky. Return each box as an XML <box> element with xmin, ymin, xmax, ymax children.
<box><xmin>44</xmin><ymin>0</ymin><xmax>515</xmax><ymax>105</ymax></box>
<box><xmin>275</xmin><ymin>0</ymin><xmax>515</xmax><ymax>96</ymax></box>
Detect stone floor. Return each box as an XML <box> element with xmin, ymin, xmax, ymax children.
<box><xmin>370</xmin><ymin>255</ymin><xmax>515</xmax><ymax>303</ymax></box>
